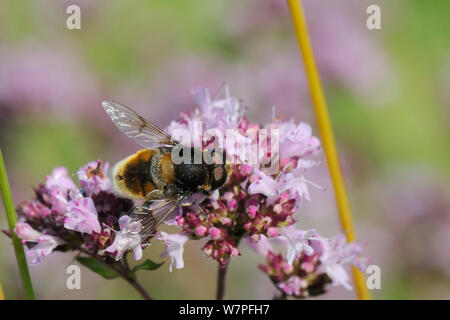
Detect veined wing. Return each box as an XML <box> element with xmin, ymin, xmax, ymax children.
<box><xmin>102</xmin><ymin>100</ymin><xmax>177</xmax><ymax>148</ymax></box>
<box><xmin>127</xmin><ymin>195</ymin><xmax>187</xmax><ymax>242</ymax></box>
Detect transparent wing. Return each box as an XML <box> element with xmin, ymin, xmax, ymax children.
<box><xmin>127</xmin><ymin>195</ymin><xmax>187</xmax><ymax>243</ymax></box>
<box><xmin>102</xmin><ymin>100</ymin><xmax>177</xmax><ymax>148</ymax></box>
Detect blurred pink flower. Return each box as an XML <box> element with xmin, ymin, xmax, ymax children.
<box><xmin>227</xmin><ymin>0</ymin><xmax>395</xmax><ymax>106</ymax></box>
<box><xmin>316</xmin><ymin>235</ymin><xmax>368</xmax><ymax>289</ymax></box>
<box><xmin>306</xmin><ymin>1</ymin><xmax>396</xmax><ymax>102</ymax></box>
<box><xmin>0</xmin><ymin>44</ymin><xmax>99</xmax><ymax>114</ymax></box>
<box><xmin>373</xmin><ymin>168</ymin><xmax>450</xmax><ymax>276</ymax></box>
<box><xmin>144</xmin><ymin>55</ymin><xmax>225</xmax><ymax>125</ymax></box>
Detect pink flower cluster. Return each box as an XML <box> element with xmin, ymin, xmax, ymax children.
<box><xmin>162</xmin><ymin>87</ymin><xmax>368</xmax><ymax>296</ymax></box>
<box><xmin>255</xmin><ymin>233</ymin><xmax>368</xmax><ymax>298</ymax></box>
<box><xmin>165</xmin><ymin>87</ymin><xmax>323</xmax><ymax>266</ymax></box>
<box><xmin>10</xmin><ymin>161</ymin><xmax>134</xmax><ymax>264</ymax></box>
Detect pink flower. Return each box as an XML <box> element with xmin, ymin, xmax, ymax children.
<box><xmin>240</xmin><ymin>164</ymin><xmax>253</xmax><ymax>176</ymax></box>
<box><xmin>14</xmin><ymin>222</ymin><xmax>41</xmax><ymax>241</ymax></box>
<box><xmin>77</xmin><ymin>160</ymin><xmax>111</xmax><ymax>196</ymax></box>
<box><xmin>14</xmin><ymin>222</ymin><xmax>61</xmax><ymax>265</ymax></box>
<box><xmin>315</xmin><ymin>235</ymin><xmax>367</xmax><ymax>290</ymax></box>
<box><xmin>26</xmin><ymin>235</ymin><xmax>61</xmax><ymax>265</ymax></box>
<box><xmin>64</xmin><ymin>197</ymin><xmax>101</xmax><ymax>234</ymax></box>
<box><xmin>209</xmin><ymin>227</ymin><xmax>221</xmax><ymax>240</ymax></box>
<box><xmin>159</xmin><ymin>232</ymin><xmax>189</xmax><ymax>272</ymax></box>
<box><xmin>19</xmin><ymin>200</ymin><xmax>50</xmax><ymax>219</ymax></box>
<box><xmin>249</xmin><ymin>160</ymin><xmax>322</xmax><ymax>210</ymax></box>
<box><xmin>257</xmin><ymin>230</ymin><xmax>369</xmax><ymax>295</ymax></box>
<box><xmin>195</xmin><ymin>226</ymin><xmax>208</xmax><ymax>237</ymax></box>
<box><xmin>166</xmin><ymin>86</ymin><xmax>245</xmax><ymax>152</ymax></box>
<box><xmin>279</xmin><ymin>173</ymin><xmax>312</xmax><ymax>205</ymax></box>
<box><xmin>106</xmin><ymin>215</ymin><xmax>143</xmax><ymax>261</ymax></box>
<box><xmin>276</xmin><ymin>121</ymin><xmax>320</xmax><ymax>159</ymax></box>
<box><xmin>192</xmin><ymin>86</ymin><xmax>243</xmax><ymax>132</ymax></box>
<box><xmin>291</xmin><ymin>159</ymin><xmax>319</xmax><ymax>173</ymax></box>
<box><xmin>45</xmin><ymin>167</ymin><xmax>77</xmax><ymax>194</ymax></box>
<box><xmin>267</xmin><ymin>227</ymin><xmax>278</xmax><ymax>238</ymax></box>
<box><xmin>48</xmin><ymin>189</ymin><xmax>69</xmax><ymax>215</ymax></box>
<box><xmin>277</xmin><ymin>275</ymin><xmax>304</xmax><ymax>296</ymax></box>
<box><xmin>247</xmin><ymin>205</ymin><xmax>259</xmax><ymax>218</ymax></box>
<box><xmin>278</xmin><ymin>226</ymin><xmax>318</xmax><ymax>265</ymax></box>
<box><xmin>165</xmin><ymin>109</ymin><xmax>203</xmax><ymax>147</ymax></box>
<box><xmin>247</xmin><ymin>169</ymin><xmax>282</xmax><ymax>205</ymax></box>
<box><xmin>246</xmin><ymin>235</ymin><xmax>273</xmax><ymax>257</ymax></box>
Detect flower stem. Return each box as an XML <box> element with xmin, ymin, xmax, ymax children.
<box><xmin>216</xmin><ymin>261</ymin><xmax>229</xmax><ymax>300</ymax></box>
<box><xmin>79</xmin><ymin>248</ymin><xmax>152</xmax><ymax>300</ymax></box>
<box><xmin>286</xmin><ymin>0</ymin><xmax>370</xmax><ymax>300</ymax></box>
<box><xmin>123</xmin><ymin>275</ymin><xmax>152</xmax><ymax>300</ymax></box>
<box><xmin>120</xmin><ymin>252</ymin><xmax>152</xmax><ymax>300</ymax></box>
<box><xmin>0</xmin><ymin>149</ymin><xmax>36</xmax><ymax>300</ymax></box>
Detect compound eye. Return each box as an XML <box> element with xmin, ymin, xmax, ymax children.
<box><xmin>213</xmin><ymin>167</ymin><xmax>224</xmax><ymax>181</ymax></box>
<box><xmin>211</xmin><ymin>165</ymin><xmax>227</xmax><ymax>190</ymax></box>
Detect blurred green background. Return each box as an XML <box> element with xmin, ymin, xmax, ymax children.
<box><xmin>0</xmin><ymin>0</ymin><xmax>449</xmax><ymax>299</ymax></box>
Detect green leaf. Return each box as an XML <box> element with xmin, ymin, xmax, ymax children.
<box><xmin>130</xmin><ymin>259</ymin><xmax>164</xmax><ymax>274</ymax></box>
<box><xmin>76</xmin><ymin>257</ymin><xmax>120</xmax><ymax>279</ymax></box>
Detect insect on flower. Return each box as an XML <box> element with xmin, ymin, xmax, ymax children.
<box><xmin>102</xmin><ymin>101</ymin><xmax>231</xmax><ymax>245</ymax></box>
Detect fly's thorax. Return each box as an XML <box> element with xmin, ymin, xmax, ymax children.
<box><xmin>158</xmin><ymin>149</ymin><xmax>176</xmax><ymax>185</ymax></box>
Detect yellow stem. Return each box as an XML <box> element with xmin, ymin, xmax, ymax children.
<box><xmin>287</xmin><ymin>0</ymin><xmax>371</xmax><ymax>300</ymax></box>
<box><xmin>0</xmin><ymin>282</ymin><xmax>4</xmax><ymax>299</ymax></box>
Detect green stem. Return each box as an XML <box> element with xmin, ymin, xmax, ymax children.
<box><xmin>0</xmin><ymin>149</ymin><xmax>36</xmax><ymax>300</ymax></box>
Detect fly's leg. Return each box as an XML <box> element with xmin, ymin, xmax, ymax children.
<box><xmin>144</xmin><ymin>189</ymin><xmax>166</xmax><ymax>202</ymax></box>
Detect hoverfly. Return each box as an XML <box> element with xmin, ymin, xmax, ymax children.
<box><xmin>102</xmin><ymin>101</ymin><xmax>229</xmax><ymax>243</ymax></box>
